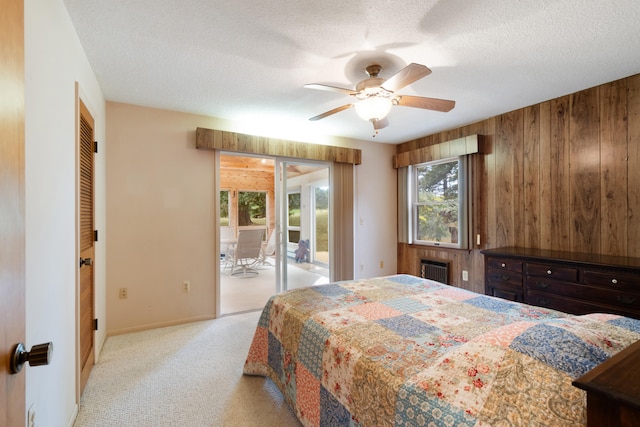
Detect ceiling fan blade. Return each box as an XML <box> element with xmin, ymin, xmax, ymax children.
<box><xmin>304</xmin><ymin>83</ymin><xmax>357</xmax><ymax>96</ymax></box>
<box><xmin>380</xmin><ymin>63</ymin><xmax>432</xmax><ymax>93</ymax></box>
<box><xmin>373</xmin><ymin>117</ymin><xmax>389</xmax><ymax>130</ymax></box>
<box><xmin>308</xmin><ymin>104</ymin><xmax>353</xmax><ymax>121</ymax></box>
<box><xmin>396</xmin><ymin>95</ymin><xmax>455</xmax><ymax>112</ymax></box>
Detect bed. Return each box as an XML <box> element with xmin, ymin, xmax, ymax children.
<box><xmin>243</xmin><ymin>274</ymin><xmax>640</xmax><ymax>426</ymax></box>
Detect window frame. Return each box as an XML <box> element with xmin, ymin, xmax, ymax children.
<box><xmin>287</xmin><ymin>189</ymin><xmax>301</xmax><ymax>245</ymax></box>
<box><xmin>409</xmin><ymin>156</ymin><xmax>470</xmax><ymax>249</ymax></box>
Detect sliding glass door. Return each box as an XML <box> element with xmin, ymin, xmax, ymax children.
<box><xmin>275</xmin><ymin>160</ymin><xmax>331</xmax><ymax>293</ymax></box>
<box><xmin>217</xmin><ymin>154</ymin><xmax>276</xmax><ymax>315</ymax></box>
<box><xmin>217</xmin><ymin>153</ymin><xmax>332</xmax><ymax>315</ymax></box>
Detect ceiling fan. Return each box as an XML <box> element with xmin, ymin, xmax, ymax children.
<box><xmin>305</xmin><ymin>63</ymin><xmax>455</xmax><ymax>136</ymax></box>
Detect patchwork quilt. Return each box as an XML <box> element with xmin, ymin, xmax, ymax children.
<box><xmin>243</xmin><ymin>274</ymin><xmax>640</xmax><ymax>426</ymax></box>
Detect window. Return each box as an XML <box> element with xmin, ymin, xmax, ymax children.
<box><xmin>219</xmin><ymin>190</ymin><xmax>230</xmax><ymax>226</ymax></box>
<box><xmin>238</xmin><ymin>191</ymin><xmax>267</xmax><ymax>239</ymax></box>
<box><xmin>287</xmin><ymin>191</ymin><xmax>301</xmax><ymax>244</ymax></box>
<box><xmin>237</xmin><ymin>191</ymin><xmax>266</xmax><ymax>226</ymax></box>
<box><xmin>409</xmin><ymin>156</ymin><xmax>469</xmax><ymax>248</ymax></box>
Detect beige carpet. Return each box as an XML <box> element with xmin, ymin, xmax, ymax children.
<box><xmin>74</xmin><ymin>311</ymin><xmax>301</xmax><ymax>427</ymax></box>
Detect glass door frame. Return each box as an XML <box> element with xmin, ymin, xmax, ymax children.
<box><xmin>215</xmin><ymin>152</ymin><xmax>333</xmax><ymax>315</ymax></box>
<box><xmin>275</xmin><ymin>158</ymin><xmax>332</xmax><ymax>293</ymax></box>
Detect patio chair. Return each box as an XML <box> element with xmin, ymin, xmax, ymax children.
<box><xmin>220</xmin><ymin>226</ymin><xmax>235</xmax><ymax>256</ymax></box>
<box><xmin>256</xmin><ymin>230</ymin><xmax>276</xmax><ymax>267</ymax></box>
<box><xmin>226</xmin><ymin>229</ymin><xmax>264</xmax><ymax>277</ymax></box>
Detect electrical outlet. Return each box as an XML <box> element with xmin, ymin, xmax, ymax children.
<box><xmin>183</xmin><ymin>280</ymin><xmax>190</xmax><ymax>292</ymax></box>
<box><xmin>462</xmin><ymin>270</ymin><xmax>469</xmax><ymax>281</ymax></box>
<box><xmin>28</xmin><ymin>403</ymin><xmax>35</xmax><ymax>427</ymax></box>
<box><xmin>119</xmin><ymin>287</ymin><xmax>128</xmax><ymax>299</ymax></box>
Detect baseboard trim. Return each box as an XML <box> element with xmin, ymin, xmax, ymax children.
<box><xmin>67</xmin><ymin>403</ymin><xmax>78</xmax><ymax>427</ymax></box>
<box><xmin>106</xmin><ymin>314</ymin><xmax>217</xmax><ymax>337</ymax></box>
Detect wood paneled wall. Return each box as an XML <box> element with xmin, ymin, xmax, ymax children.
<box><xmin>397</xmin><ymin>73</ymin><xmax>640</xmax><ymax>294</ymax></box>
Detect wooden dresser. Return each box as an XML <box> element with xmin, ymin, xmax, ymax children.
<box><xmin>573</xmin><ymin>340</ymin><xmax>640</xmax><ymax>426</ymax></box>
<box><xmin>481</xmin><ymin>247</ymin><xmax>640</xmax><ymax>319</ymax></box>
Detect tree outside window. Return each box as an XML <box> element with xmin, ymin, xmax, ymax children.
<box><xmin>413</xmin><ymin>158</ymin><xmax>464</xmax><ymax>246</ymax></box>
<box><xmin>219</xmin><ymin>190</ymin><xmax>229</xmax><ymax>226</ymax></box>
<box><xmin>238</xmin><ymin>191</ymin><xmax>266</xmax><ymax>226</ymax></box>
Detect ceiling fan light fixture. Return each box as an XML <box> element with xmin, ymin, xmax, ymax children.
<box><xmin>305</xmin><ymin>63</ymin><xmax>454</xmax><ymax>131</ymax></box>
<box><xmin>354</xmin><ymin>96</ymin><xmax>392</xmax><ymax>122</ymax></box>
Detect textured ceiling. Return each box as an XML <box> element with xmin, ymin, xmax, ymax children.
<box><xmin>62</xmin><ymin>0</ymin><xmax>640</xmax><ymax>144</ymax></box>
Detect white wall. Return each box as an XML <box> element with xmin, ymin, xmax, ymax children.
<box><xmin>354</xmin><ymin>141</ymin><xmax>398</xmax><ymax>278</ymax></box>
<box><xmin>106</xmin><ymin>102</ymin><xmax>398</xmax><ymax>334</ymax></box>
<box><xmin>105</xmin><ymin>103</ymin><xmax>218</xmax><ymax>334</ymax></box>
<box><xmin>24</xmin><ymin>0</ymin><xmax>106</xmax><ymax>425</ymax></box>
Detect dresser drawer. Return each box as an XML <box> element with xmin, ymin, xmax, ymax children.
<box><xmin>526</xmin><ymin>262</ymin><xmax>578</xmax><ymax>282</ymax></box>
<box><xmin>487</xmin><ymin>268</ymin><xmax>522</xmax><ymax>287</ymax></box>
<box><xmin>487</xmin><ymin>257</ymin><xmax>522</xmax><ymax>273</ymax></box>
<box><xmin>580</xmin><ymin>286</ymin><xmax>640</xmax><ymax>311</ymax></box>
<box><xmin>527</xmin><ymin>277</ymin><xmax>640</xmax><ymax>311</ymax></box>
<box><xmin>583</xmin><ymin>270</ymin><xmax>640</xmax><ymax>290</ymax></box>
<box><xmin>527</xmin><ymin>290</ymin><xmax>640</xmax><ymax>318</ymax></box>
<box><xmin>526</xmin><ymin>277</ymin><xmax>583</xmax><ymax>298</ymax></box>
<box><xmin>487</xmin><ymin>284</ymin><xmax>523</xmax><ymax>302</ymax></box>
<box><xmin>526</xmin><ymin>290</ymin><xmax>606</xmax><ymax>315</ymax></box>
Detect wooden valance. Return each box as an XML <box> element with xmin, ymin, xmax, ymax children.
<box><xmin>196</xmin><ymin>127</ymin><xmax>361</xmax><ymax>165</ymax></box>
<box><xmin>393</xmin><ymin>134</ymin><xmax>484</xmax><ymax>168</ymax></box>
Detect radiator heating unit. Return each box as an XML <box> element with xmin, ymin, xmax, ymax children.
<box><xmin>420</xmin><ymin>259</ymin><xmax>449</xmax><ymax>284</ymax></box>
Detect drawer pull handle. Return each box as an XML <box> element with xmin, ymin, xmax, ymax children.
<box><xmin>546</xmin><ymin>270</ymin><xmax>552</xmax><ymax>275</ymax></box>
<box><xmin>501</xmin><ymin>263</ymin><xmax>506</xmax><ymax>268</ymax></box>
<box><xmin>616</xmin><ymin>295</ymin><xmax>636</xmax><ymax>305</ymax></box>
<box><xmin>611</xmin><ymin>279</ymin><xmax>618</xmax><ymax>284</ymax></box>
<box><xmin>500</xmin><ymin>275</ymin><xmax>511</xmax><ymax>281</ymax></box>
<box><xmin>536</xmin><ymin>281</ymin><xmax>550</xmax><ymax>288</ymax></box>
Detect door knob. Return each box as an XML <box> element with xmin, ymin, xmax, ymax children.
<box><xmin>10</xmin><ymin>342</ymin><xmax>53</xmax><ymax>374</ymax></box>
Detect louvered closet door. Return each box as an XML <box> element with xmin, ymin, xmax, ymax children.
<box><xmin>79</xmin><ymin>99</ymin><xmax>95</xmax><ymax>395</ymax></box>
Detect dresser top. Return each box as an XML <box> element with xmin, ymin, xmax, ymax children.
<box><xmin>573</xmin><ymin>339</ymin><xmax>640</xmax><ymax>410</ymax></box>
<box><xmin>481</xmin><ymin>247</ymin><xmax>640</xmax><ymax>271</ymax></box>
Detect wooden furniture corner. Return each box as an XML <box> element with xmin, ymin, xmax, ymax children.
<box><xmin>573</xmin><ymin>339</ymin><xmax>640</xmax><ymax>426</ymax></box>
